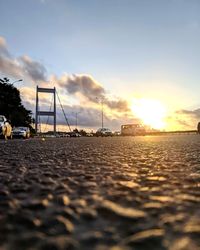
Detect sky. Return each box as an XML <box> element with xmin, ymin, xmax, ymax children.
<box><xmin>1</xmin><ymin>0</ymin><xmax>200</xmax><ymax>132</ymax></box>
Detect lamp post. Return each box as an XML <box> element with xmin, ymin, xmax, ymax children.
<box><xmin>96</xmin><ymin>97</ymin><xmax>104</xmax><ymax>129</ymax></box>
<box><xmin>75</xmin><ymin>111</ymin><xmax>81</xmax><ymax>130</ymax></box>
<box><xmin>12</xmin><ymin>79</ymin><xmax>23</xmax><ymax>85</ymax></box>
<box><xmin>72</xmin><ymin>111</ymin><xmax>81</xmax><ymax>130</ymax></box>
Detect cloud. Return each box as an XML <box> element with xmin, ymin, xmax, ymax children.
<box><xmin>20</xmin><ymin>87</ymin><xmax>36</xmax><ymax>104</ymax></box>
<box><xmin>104</xmin><ymin>98</ymin><xmax>129</xmax><ymax>112</ymax></box>
<box><xmin>58</xmin><ymin>74</ymin><xmax>105</xmax><ymax>102</ymax></box>
<box><xmin>22</xmin><ymin>101</ymin><xmax>108</xmax><ymax>128</ymax></box>
<box><xmin>0</xmin><ymin>37</ymin><xmax>10</xmax><ymax>57</ymax></box>
<box><xmin>57</xmin><ymin>73</ymin><xmax>130</xmax><ymax>112</ymax></box>
<box><xmin>176</xmin><ymin>109</ymin><xmax>195</xmax><ymax>115</ymax></box>
<box><xmin>19</xmin><ymin>85</ymin><xmax>103</xmax><ymax>127</ymax></box>
<box><xmin>177</xmin><ymin>119</ymin><xmax>191</xmax><ymax>128</ymax></box>
<box><xmin>0</xmin><ymin>37</ymin><xmax>22</xmax><ymax>78</ymax></box>
<box><xmin>20</xmin><ymin>55</ymin><xmax>47</xmax><ymax>82</ymax></box>
<box><xmin>176</xmin><ymin>108</ymin><xmax>200</xmax><ymax>119</ymax></box>
<box><xmin>0</xmin><ymin>36</ymin><xmax>129</xmax><ymax>113</ymax></box>
<box><xmin>165</xmin><ymin>108</ymin><xmax>200</xmax><ymax>131</ymax></box>
<box><xmin>0</xmin><ymin>36</ymin><xmax>47</xmax><ymax>82</ymax></box>
<box><xmin>45</xmin><ymin>106</ymin><xmax>129</xmax><ymax>131</ymax></box>
<box><xmin>19</xmin><ymin>81</ymin><xmax>131</xmax><ymax>131</ymax></box>
<box><xmin>21</xmin><ymin>93</ymin><xmax>131</xmax><ymax>131</ymax></box>
<box><xmin>0</xmin><ymin>36</ymin><xmax>131</xmax><ymax>131</ymax></box>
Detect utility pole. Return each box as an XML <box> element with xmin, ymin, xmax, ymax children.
<box><xmin>101</xmin><ymin>99</ymin><xmax>104</xmax><ymax>129</ymax></box>
<box><xmin>76</xmin><ymin>112</ymin><xmax>78</xmax><ymax>130</ymax></box>
<box><xmin>72</xmin><ymin>111</ymin><xmax>81</xmax><ymax>130</ymax></box>
<box><xmin>96</xmin><ymin>97</ymin><xmax>104</xmax><ymax>129</ymax></box>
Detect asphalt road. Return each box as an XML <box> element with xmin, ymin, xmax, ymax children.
<box><xmin>0</xmin><ymin>135</ymin><xmax>200</xmax><ymax>250</ymax></box>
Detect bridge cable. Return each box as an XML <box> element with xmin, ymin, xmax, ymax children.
<box><xmin>56</xmin><ymin>91</ymin><xmax>71</xmax><ymax>132</ymax></box>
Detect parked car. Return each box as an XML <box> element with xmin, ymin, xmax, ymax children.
<box><xmin>114</xmin><ymin>131</ymin><xmax>121</xmax><ymax>136</ymax></box>
<box><xmin>86</xmin><ymin>133</ymin><xmax>94</xmax><ymax>137</ymax></box>
<box><xmin>12</xmin><ymin>126</ymin><xmax>30</xmax><ymax>139</ymax></box>
<box><xmin>68</xmin><ymin>132</ymin><xmax>81</xmax><ymax>137</ymax></box>
<box><xmin>96</xmin><ymin>128</ymin><xmax>112</xmax><ymax>136</ymax></box>
<box><xmin>0</xmin><ymin>115</ymin><xmax>12</xmax><ymax>139</ymax></box>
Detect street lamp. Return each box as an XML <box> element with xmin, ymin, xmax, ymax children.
<box><xmin>96</xmin><ymin>97</ymin><xmax>104</xmax><ymax>129</ymax></box>
<box><xmin>72</xmin><ymin>111</ymin><xmax>81</xmax><ymax>130</ymax></box>
<box><xmin>12</xmin><ymin>79</ymin><xmax>23</xmax><ymax>85</ymax></box>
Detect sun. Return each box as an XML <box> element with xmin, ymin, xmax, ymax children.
<box><xmin>131</xmin><ymin>98</ymin><xmax>166</xmax><ymax>130</ymax></box>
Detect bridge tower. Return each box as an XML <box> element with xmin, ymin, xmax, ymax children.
<box><xmin>35</xmin><ymin>86</ymin><xmax>56</xmax><ymax>135</ymax></box>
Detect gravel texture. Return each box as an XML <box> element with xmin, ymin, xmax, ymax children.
<box><xmin>0</xmin><ymin>135</ymin><xmax>200</xmax><ymax>250</ymax></box>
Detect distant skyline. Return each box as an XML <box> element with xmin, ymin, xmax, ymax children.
<box><xmin>1</xmin><ymin>0</ymin><xmax>200</xmax><ymax>131</ymax></box>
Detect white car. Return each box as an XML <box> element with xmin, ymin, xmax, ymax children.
<box><xmin>96</xmin><ymin>128</ymin><xmax>112</xmax><ymax>136</ymax></box>
<box><xmin>86</xmin><ymin>133</ymin><xmax>94</xmax><ymax>137</ymax></box>
<box><xmin>0</xmin><ymin>115</ymin><xmax>12</xmax><ymax>140</ymax></box>
<box><xmin>12</xmin><ymin>127</ymin><xmax>30</xmax><ymax>139</ymax></box>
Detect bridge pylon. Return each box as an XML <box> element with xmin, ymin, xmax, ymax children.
<box><xmin>35</xmin><ymin>86</ymin><xmax>56</xmax><ymax>135</ymax></box>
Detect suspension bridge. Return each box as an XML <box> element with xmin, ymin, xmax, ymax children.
<box><xmin>35</xmin><ymin>86</ymin><xmax>71</xmax><ymax>135</ymax></box>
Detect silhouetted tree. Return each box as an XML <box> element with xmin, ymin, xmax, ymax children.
<box><xmin>72</xmin><ymin>128</ymin><xmax>87</xmax><ymax>136</ymax></box>
<box><xmin>79</xmin><ymin>129</ymin><xmax>87</xmax><ymax>136</ymax></box>
<box><xmin>0</xmin><ymin>77</ymin><xmax>34</xmax><ymax>129</ymax></box>
<box><xmin>73</xmin><ymin>129</ymin><xmax>79</xmax><ymax>133</ymax></box>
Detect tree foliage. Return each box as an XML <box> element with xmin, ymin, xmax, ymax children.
<box><xmin>79</xmin><ymin>129</ymin><xmax>87</xmax><ymax>136</ymax></box>
<box><xmin>0</xmin><ymin>77</ymin><xmax>33</xmax><ymax>128</ymax></box>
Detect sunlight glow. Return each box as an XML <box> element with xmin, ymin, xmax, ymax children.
<box><xmin>131</xmin><ymin>98</ymin><xmax>166</xmax><ymax>130</ymax></box>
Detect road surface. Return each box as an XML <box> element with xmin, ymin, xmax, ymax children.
<box><xmin>0</xmin><ymin>135</ymin><xmax>200</xmax><ymax>250</ymax></box>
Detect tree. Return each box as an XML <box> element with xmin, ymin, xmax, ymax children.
<box><xmin>79</xmin><ymin>129</ymin><xmax>87</xmax><ymax>136</ymax></box>
<box><xmin>0</xmin><ymin>77</ymin><xmax>34</xmax><ymax>129</ymax></box>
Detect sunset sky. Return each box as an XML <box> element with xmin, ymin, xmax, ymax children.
<box><xmin>1</xmin><ymin>0</ymin><xmax>200</xmax><ymax>132</ymax></box>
